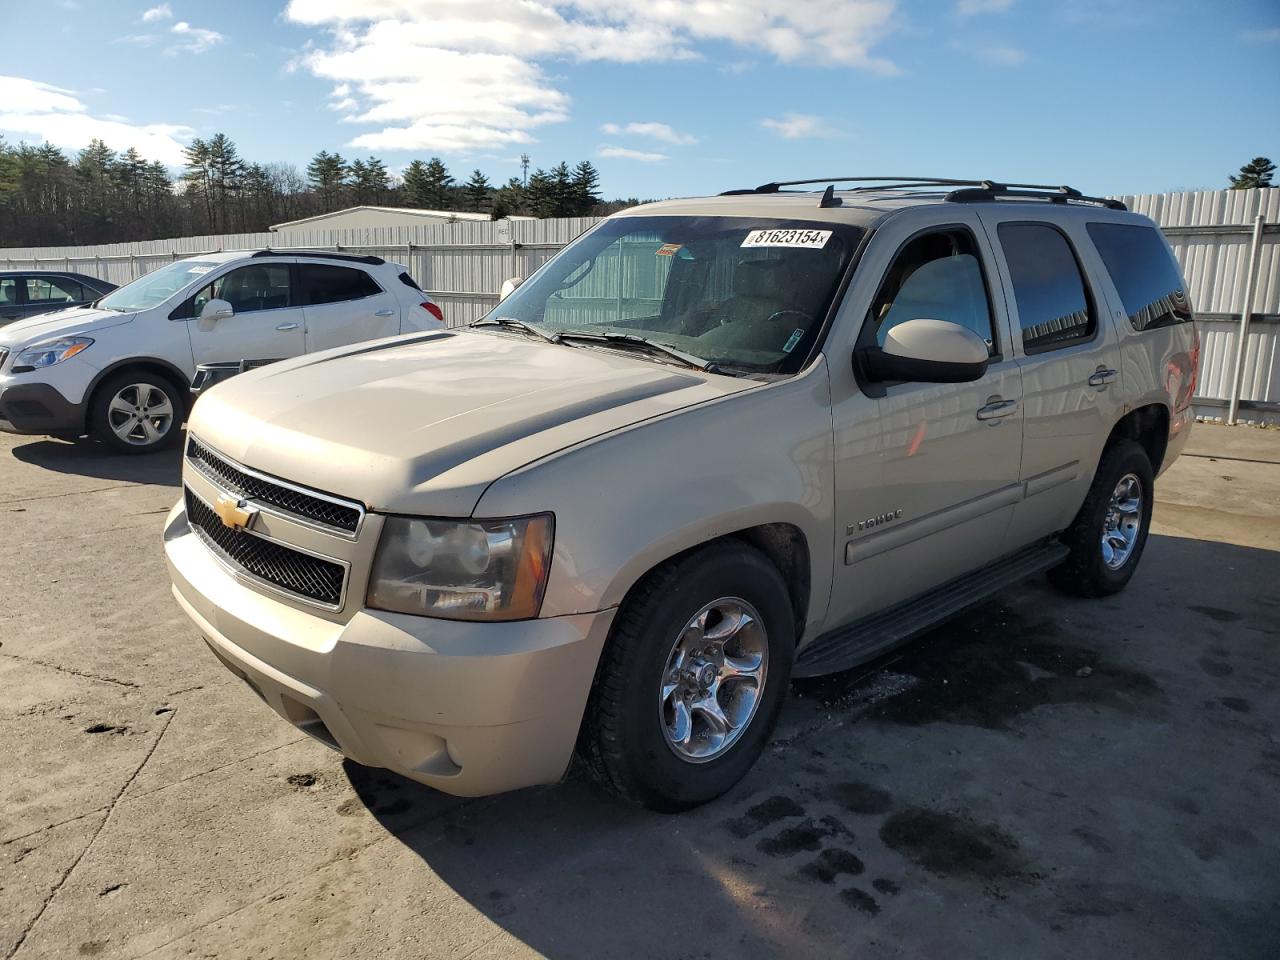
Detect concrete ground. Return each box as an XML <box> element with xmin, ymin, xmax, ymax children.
<box><xmin>1</xmin><ymin>423</ymin><xmax>1277</xmax><ymax>960</ymax></box>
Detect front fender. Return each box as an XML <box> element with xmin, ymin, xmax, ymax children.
<box><xmin>474</xmin><ymin>359</ymin><xmax>837</xmax><ymax>636</ymax></box>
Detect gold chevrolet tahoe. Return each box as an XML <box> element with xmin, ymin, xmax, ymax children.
<box><xmin>164</xmin><ymin>178</ymin><xmax>1198</xmax><ymax>810</ymax></box>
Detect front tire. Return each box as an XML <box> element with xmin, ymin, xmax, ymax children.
<box><xmin>1050</xmin><ymin>439</ymin><xmax>1154</xmax><ymax>597</ymax></box>
<box><xmin>579</xmin><ymin>541</ymin><xmax>795</xmax><ymax>812</ymax></box>
<box><xmin>90</xmin><ymin>371</ymin><xmax>184</xmax><ymax>454</ymax></box>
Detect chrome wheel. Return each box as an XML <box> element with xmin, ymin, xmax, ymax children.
<box><xmin>1101</xmin><ymin>472</ymin><xmax>1143</xmax><ymax>570</ymax></box>
<box><xmin>659</xmin><ymin>597</ymin><xmax>768</xmax><ymax>763</ymax></box>
<box><xmin>107</xmin><ymin>382</ymin><xmax>175</xmax><ymax>446</ymax></box>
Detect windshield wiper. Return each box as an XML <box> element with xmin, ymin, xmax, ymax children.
<box><xmin>556</xmin><ymin>332</ymin><xmax>718</xmax><ymax>373</ymax></box>
<box><xmin>470</xmin><ymin>316</ymin><xmax>562</xmax><ymax>345</ymax></box>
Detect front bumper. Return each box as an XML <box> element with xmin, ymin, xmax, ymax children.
<box><xmin>164</xmin><ymin>501</ymin><xmax>615</xmax><ymax>797</ymax></box>
<box><xmin>0</xmin><ymin>381</ymin><xmax>86</xmax><ymax>435</ymax></box>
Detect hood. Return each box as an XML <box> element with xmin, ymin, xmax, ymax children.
<box><xmin>189</xmin><ymin>330</ymin><xmax>754</xmax><ymax>517</ymax></box>
<box><xmin>0</xmin><ymin>306</ymin><xmax>135</xmax><ymax>348</ymax></box>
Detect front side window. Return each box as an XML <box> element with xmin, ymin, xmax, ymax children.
<box><xmin>100</xmin><ymin>260</ymin><xmax>220</xmax><ymax>313</ymax></box>
<box><xmin>193</xmin><ymin>263</ymin><xmax>292</xmax><ymax>315</ymax></box>
<box><xmin>998</xmin><ymin>223</ymin><xmax>1095</xmax><ymax>353</ymax></box>
<box><xmin>25</xmin><ymin>277</ymin><xmax>87</xmax><ymax>303</ymax></box>
<box><xmin>1087</xmin><ymin>222</ymin><xmax>1192</xmax><ymax>331</ymax></box>
<box><xmin>301</xmin><ymin>264</ymin><xmax>382</xmax><ymax>305</ymax></box>
<box><xmin>869</xmin><ymin>228</ymin><xmax>996</xmax><ymax>354</ymax></box>
<box><xmin>488</xmin><ymin>216</ymin><xmax>863</xmax><ymax>373</ymax></box>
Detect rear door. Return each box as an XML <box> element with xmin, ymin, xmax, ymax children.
<box><xmin>975</xmin><ymin>210</ymin><xmax>1126</xmax><ymax>549</ymax></box>
<box><xmin>0</xmin><ymin>277</ymin><xmax>22</xmax><ymax>323</ymax></box>
<box><xmin>298</xmin><ymin>263</ymin><xmax>401</xmax><ymax>352</ymax></box>
<box><xmin>186</xmin><ymin>260</ymin><xmax>306</xmax><ymax>366</ymax></box>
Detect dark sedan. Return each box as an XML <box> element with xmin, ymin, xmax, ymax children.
<box><xmin>0</xmin><ymin>271</ymin><xmax>117</xmax><ymax>326</ymax></box>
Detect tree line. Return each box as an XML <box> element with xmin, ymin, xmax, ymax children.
<box><xmin>0</xmin><ymin>132</ymin><xmax>629</xmax><ymax>248</ymax></box>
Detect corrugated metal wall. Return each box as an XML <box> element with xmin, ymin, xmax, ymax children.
<box><xmin>3</xmin><ymin>190</ymin><xmax>1277</xmax><ymax>412</ymax></box>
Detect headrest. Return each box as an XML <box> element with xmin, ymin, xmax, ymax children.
<box><xmin>733</xmin><ymin>259</ymin><xmax>785</xmax><ymax>299</ymax></box>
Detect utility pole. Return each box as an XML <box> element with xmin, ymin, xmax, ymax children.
<box><xmin>520</xmin><ymin>153</ymin><xmax>530</xmax><ymax>187</ymax></box>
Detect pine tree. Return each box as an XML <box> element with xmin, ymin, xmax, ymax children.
<box><xmin>570</xmin><ymin>160</ymin><xmax>601</xmax><ymax>216</ymax></box>
<box><xmin>525</xmin><ymin>168</ymin><xmax>554</xmax><ymax>218</ymax></box>
<box><xmin>402</xmin><ymin>159</ymin><xmax>430</xmax><ymax>207</ymax></box>
<box><xmin>205</xmin><ymin>133</ymin><xmax>246</xmax><ymax>230</ymax></box>
<box><xmin>464</xmin><ymin>169</ymin><xmax>491</xmax><ymax>212</ymax></box>
<box><xmin>1229</xmin><ymin>157</ymin><xmax>1276</xmax><ymax>190</ymax></box>
<box><xmin>491</xmin><ymin>176</ymin><xmax>524</xmax><ymax>219</ymax></box>
<box><xmin>548</xmin><ymin>161</ymin><xmax>573</xmax><ymax>217</ymax></box>
<box><xmin>420</xmin><ymin>157</ymin><xmax>453</xmax><ymax>209</ymax></box>
<box><xmin>182</xmin><ymin>137</ymin><xmax>214</xmax><ymax>232</ymax></box>
<box><xmin>306</xmin><ymin>149</ymin><xmax>347</xmax><ymax>209</ymax></box>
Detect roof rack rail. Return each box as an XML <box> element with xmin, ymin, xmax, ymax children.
<box><xmin>252</xmin><ymin>249</ymin><xmax>386</xmax><ymax>265</ymax></box>
<box><xmin>719</xmin><ymin>176</ymin><xmax>1126</xmax><ymax>211</ymax></box>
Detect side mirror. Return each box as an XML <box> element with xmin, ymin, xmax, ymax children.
<box><xmin>197</xmin><ymin>298</ymin><xmax>233</xmax><ymax>331</ymax></box>
<box><xmin>856</xmin><ymin>318</ymin><xmax>989</xmax><ymax>384</ymax></box>
<box><xmin>498</xmin><ymin>277</ymin><xmax>524</xmax><ymax>302</ymax></box>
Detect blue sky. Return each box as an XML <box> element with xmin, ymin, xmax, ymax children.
<box><xmin>1</xmin><ymin>0</ymin><xmax>1277</xmax><ymax>200</ymax></box>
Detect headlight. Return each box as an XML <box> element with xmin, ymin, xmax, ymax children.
<box><xmin>13</xmin><ymin>337</ymin><xmax>94</xmax><ymax>371</ymax></box>
<box><xmin>367</xmin><ymin>514</ymin><xmax>554</xmax><ymax>621</ymax></box>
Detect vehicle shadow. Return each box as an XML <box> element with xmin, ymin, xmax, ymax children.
<box><xmin>342</xmin><ymin>532</ymin><xmax>1280</xmax><ymax>959</ymax></box>
<box><xmin>9</xmin><ymin>435</ymin><xmax>183</xmax><ymax>486</ymax></box>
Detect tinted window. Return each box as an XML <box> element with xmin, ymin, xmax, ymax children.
<box><xmin>193</xmin><ymin>263</ymin><xmax>292</xmax><ymax>315</ymax></box>
<box><xmin>1087</xmin><ymin>222</ymin><xmax>1192</xmax><ymax>331</ymax></box>
<box><xmin>0</xmin><ymin>279</ymin><xmax>17</xmax><ymax>305</ymax></box>
<box><xmin>25</xmin><ymin>276</ymin><xmax>87</xmax><ymax>303</ymax></box>
<box><xmin>302</xmin><ymin>265</ymin><xmax>382</xmax><ymax>305</ymax></box>
<box><xmin>870</xmin><ymin>229</ymin><xmax>996</xmax><ymax>354</ymax></box>
<box><xmin>998</xmin><ymin>223</ymin><xmax>1095</xmax><ymax>353</ymax></box>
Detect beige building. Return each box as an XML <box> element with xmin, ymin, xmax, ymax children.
<box><xmin>269</xmin><ymin>206</ymin><xmax>534</xmax><ymax>232</ymax></box>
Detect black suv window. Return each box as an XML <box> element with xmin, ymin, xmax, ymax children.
<box><xmin>193</xmin><ymin>263</ymin><xmax>292</xmax><ymax>315</ymax></box>
<box><xmin>25</xmin><ymin>276</ymin><xmax>87</xmax><ymax>303</ymax></box>
<box><xmin>869</xmin><ymin>228</ymin><xmax>997</xmax><ymax>355</ymax></box>
<box><xmin>998</xmin><ymin>223</ymin><xmax>1095</xmax><ymax>353</ymax></box>
<box><xmin>1087</xmin><ymin>222</ymin><xmax>1192</xmax><ymax>331</ymax></box>
<box><xmin>301</xmin><ymin>264</ymin><xmax>381</xmax><ymax>305</ymax></box>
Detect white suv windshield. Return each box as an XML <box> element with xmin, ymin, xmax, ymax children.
<box><xmin>487</xmin><ymin>216</ymin><xmax>863</xmax><ymax>373</ymax></box>
<box><xmin>98</xmin><ymin>260</ymin><xmax>220</xmax><ymax>312</ymax></box>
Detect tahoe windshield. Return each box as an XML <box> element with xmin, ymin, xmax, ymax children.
<box><xmin>485</xmin><ymin>216</ymin><xmax>862</xmax><ymax>374</ymax></box>
<box><xmin>98</xmin><ymin>260</ymin><xmax>220</xmax><ymax>312</ymax></box>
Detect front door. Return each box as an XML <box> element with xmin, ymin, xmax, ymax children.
<box><xmin>298</xmin><ymin>263</ymin><xmax>401</xmax><ymax>353</ymax></box>
<box><xmin>828</xmin><ymin>213</ymin><xmax>1025</xmax><ymax>626</ymax></box>
<box><xmin>187</xmin><ymin>261</ymin><xmax>306</xmax><ymax>366</ymax></box>
<box><xmin>974</xmin><ymin>212</ymin><xmax>1125</xmax><ymax>549</ymax></box>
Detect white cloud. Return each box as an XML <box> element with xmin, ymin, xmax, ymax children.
<box><xmin>956</xmin><ymin>0</ymin><xmax>1014</xmax><ymax>14</ymax></box>
<box><xmin>285</xmin><ymin>0</ymin><xmax>901</xmax><ymax>152</ymax></box>
<box><xmin>141</xmin><ymin>3</ymin><xmax>172</xmax><ymax>21</ymax></box>
<box><xmin>600</xmin><ymin>121</ymin><xmax>697</xmax><ymax>145</ymax></box>
<box><xmin>760</xmin><ymin>113</ymin><xmax>836</xmax><ymax>139</ymax></box>
<box><xmin>169</xmin><ymin>21</ymin><xmax>224</xmax><ymax>53</ymax></box>
<box><xmin>0</xmin><ymin>75</ymin><xmax>192</xmax><ymax>165</ymax></box>
<box><xmin>598</xmin><ymin>145</ymin><xmax>669</xmax><ymax>162</ymax></box>
<box><xmin>1241</xmin><ymin>27</ymin><xmax>1280</xmax><ymax>43</ymax></box>
<box><xmin>973</xmin><ymin>43</ymin><xmax>1026</xmax><ymax>65</ymax></box>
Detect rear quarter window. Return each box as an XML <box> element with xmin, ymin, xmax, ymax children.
<box><xmin>302</xmin><ymin>264</ymin><xmax>383</xmax><ymax>305</ymax></box>
<box><xmin>1086</xmin><ymin>222</ymin><xmax>1192</xmax><ymax>331</ymax></box>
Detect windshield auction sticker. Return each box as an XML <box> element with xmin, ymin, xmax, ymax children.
<box><xmin>741</xmin><ymin>228</ymin><xmax>831</xmax><ymax>249</ymax></box>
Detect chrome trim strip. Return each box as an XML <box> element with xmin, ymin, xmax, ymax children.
<box><xmin>845</xmin><ymin>482</ymin><xmax>1023</xmax><ymax>566</ymax></box>
<box><xmin>1023</xmin><ymin>460</ymin><xmax>1080</xmax><ymax>498</ymax></box>
<box><xmin>186</xmin><ymin>436</ymin><xmax>365</xmax><ymax>540</ymax></box>
<box><xmin>184</xmin><ymin>484</ymin><xmax>350</xmax><ymax>612</ymax></box>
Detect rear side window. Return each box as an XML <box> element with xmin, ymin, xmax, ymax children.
<box><xmin>398</xmin><ymin>271</ymin><xmax>422</xmax><ymax>291</ymax></box>
<box><xmin>26</xmin><ymin>276</ymin><xmax>88</xmax><ymax>302</ymax></box>
<box><xmin>301</xmin><ymin>264</ymin><xmax>382</xmax><ymax>305</ymax></box>
<box><xmin>0</xmin><ymin>278</ymin><xmax>19</xmax><ymax>304</ymax></box>
<box><xmin>1087</xmin><ymin>222</ymin><xmax>1192</xmax><ymax>331</ymax></box>
<box><xmin>998</xmin><ymin>223</ymin><xmax>1096</xmax><ymax>354</ymax></box>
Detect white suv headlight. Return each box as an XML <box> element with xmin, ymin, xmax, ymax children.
<box><xmin>367</xmin><ymin>514</ymin><xmax>554</xmax><ymax>621</ymax></box>
<box><xmin>13</xmin><ymin>337</ymin><xmax>94</xmax><ymax>371</ymax></box>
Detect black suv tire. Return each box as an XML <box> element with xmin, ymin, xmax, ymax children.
<box><xmin>90</xmin><ymin>370</ymin><xmax>185</xmax><ymax>454</ymax></box>
<box><xmin>1050</xmin><ymin>439</ymin><xmax>1154</xmax><ymax>597</ymax></box>
<box><xmin>579</xmin><ymin>540</ymin><xmax>795</xmax><ymax>812</ymax></box>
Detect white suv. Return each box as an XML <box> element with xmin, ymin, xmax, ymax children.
<box><xmin>0</xmin><ymin>250</ymin><xmax>443</xmax><ymax>453</ymax></box>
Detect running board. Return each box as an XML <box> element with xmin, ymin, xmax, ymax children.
<box><xmin>794</xmin><ymin>539</ymin><xmax>1070</xmax><ymax>678</ymax></box>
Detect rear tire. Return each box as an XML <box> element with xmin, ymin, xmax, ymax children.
<box><xmin>90</xmin><ymin>370</ymin><xmax>185</xmax><ymax>454</ymax></box>
<box><xmin>1049</xmin><ymin>439</ymin><xmax>1154</xmax><ymax>597</ymax></box>
<box><xmin>579</xmin><ymin>541</ymin><xmax>795</xmax><ymax>812</ymax></box>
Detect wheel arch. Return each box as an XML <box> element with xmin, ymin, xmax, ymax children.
<box><xmin>1107</xmin><ymin>402</ymin><xmax>1170</xmax><ymax>474</ymax></box>
<box><xmin>86</xmin><ymin>357</ymin><xmax>192</xmax><ymax>418</ymax></box>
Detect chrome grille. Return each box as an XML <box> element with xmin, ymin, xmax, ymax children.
<box><xmin>185</xmin><ymin>488</ymin><xmax>347</xmax><ymax>608</ymax></box>
<box><xmin>186</xmin><ymin>437</ymin><xmax>362</xmax><ymax>534</ymax></box>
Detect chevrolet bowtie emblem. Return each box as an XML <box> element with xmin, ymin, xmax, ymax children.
<box><xmin>214</xmin><ymin>494</ymin><xmax>257</xmax><ymax>532</ymax></box>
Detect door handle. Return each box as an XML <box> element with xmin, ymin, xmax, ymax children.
<box><xmin>976</xmin><ymin>398</ymin><xmax>1019</xmax><ymax>421</ymax></box>
<box><xmin>374</xmin><ymin>308</ymin><xmax>396</xmax><ymax>317</ymax></box>
<box><xmin>1088</xmin><ymin>368</ymin><xmax>1117</xmax><ymax>387</ymax></box>
<box><xmin>275</xmin><ymin>322</ymin><xmax>300</xmax><ymax>331</ymax></box>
